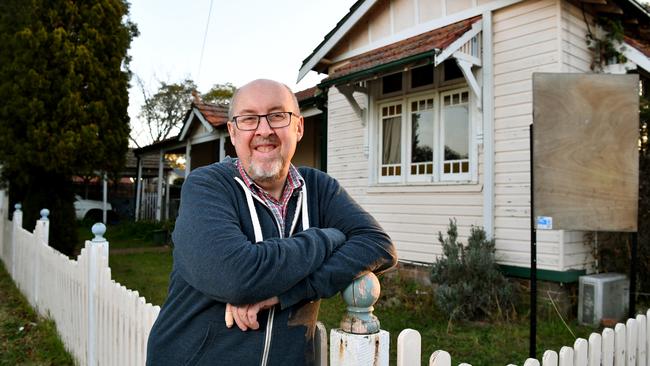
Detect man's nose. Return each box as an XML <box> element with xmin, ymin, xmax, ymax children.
<box><xmin>255</xmin><ymin>117</ymin><xmax>275</xmax><ymax>136</ymax></box>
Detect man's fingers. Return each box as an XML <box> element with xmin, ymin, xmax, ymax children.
<box><xmin>225</xmin><ymin>303</ymin><xmax>234</xmax><ymax>328</ymax></box>
<box><xmin>235</xmin><ymin>305</ymin><xmax>249</xmax><ymax>331</ymax></box>
<box><xmin>247</xmin><ymin>304</ymin><xmax>260</xmax><ymax>330</ymax></box>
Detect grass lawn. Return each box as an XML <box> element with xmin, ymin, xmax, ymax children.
<box><xmin>106</xmin><ymin>229</ymin><xmax>598</xmax><ymax>366</ymax></box>
<box><xmin>0</xmin><ymin>261</ymin><xmax>74</xmax><ymax>366</ymax></box>
<box><xmin>77</xmin><ymin>220</ymin><xmax>170</xmax><ymax>250</ymax></box>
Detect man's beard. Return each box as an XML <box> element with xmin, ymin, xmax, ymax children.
<box><xmin>247</xmin><ymin>157</ymin><xmax>284</xmax><ymax>183</ymax></box>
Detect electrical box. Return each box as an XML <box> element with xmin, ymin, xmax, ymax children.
<box><xmin>578</xmin><ymin>273</ymin><xmax>629</xmax><ymax>326</ymax></box>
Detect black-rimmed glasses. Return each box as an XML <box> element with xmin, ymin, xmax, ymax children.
<box><xmin>232</xmin><ymin>111</ymin><xmax>298</xmax><ymax>131</ymax></box>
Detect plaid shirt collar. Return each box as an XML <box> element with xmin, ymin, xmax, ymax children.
<box><xmin>235</xmin><ymin>159</ymin><xmax>304</xmax><ymax>233</ymax></box>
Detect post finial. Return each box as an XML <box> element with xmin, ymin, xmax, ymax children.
<box><xmin>91</xmin><ymin>223</ymin><xmax>107</xmax><ymax>242</ymax></box>
<box><xmin>14</xmin><ymin>203</ymin><xmax>21</xmax><ymax>211</ymax></box>
<box><xmin>40</xmin><ymin>208</ymin><xmax>50</xmax><ymax>221</ymax></box>
<box><xmin>340</xmin><ymin>272</ymin><xmax>381</xmax><ymax>334</ymax></box>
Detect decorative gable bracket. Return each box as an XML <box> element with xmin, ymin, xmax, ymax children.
<box><xmin>336</xmin><ymin>84</ymin><xmax>369</xmax><ymax>124</ymax></box>
<box><xmin>435</xmin><ymin>20</ymin><xmax>483</xmax><ymax>110</ymax></box>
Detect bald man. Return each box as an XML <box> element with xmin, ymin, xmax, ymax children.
<box><xmin>146</xmin><ymin>79</ymin><xmax>397</xmax><ymax>366</ymax></box>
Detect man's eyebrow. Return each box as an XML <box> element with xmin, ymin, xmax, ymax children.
<box><xmin>236</xmin><ymin>106</ymin><xmax>286</xmax><ymax>115</ymax></box>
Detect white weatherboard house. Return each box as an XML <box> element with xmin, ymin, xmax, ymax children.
<box><xmin>298</xmin><ymin>0</ymin><xmax>650</xmax><ymax>282</ymax></box>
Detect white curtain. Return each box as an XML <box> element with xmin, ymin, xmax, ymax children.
<box><xmin>382</xmin><ymin>116</ymin><xmax>401</xmax><ymax>164</ymax></box>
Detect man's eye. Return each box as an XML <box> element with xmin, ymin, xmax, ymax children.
<box><xmin>239</xmin><ymin>116</ymin><xmax>257</xmax><ymax>124</ymax></box>
<box><xmin>268</xmin><ymin>113</ymin><xmax>286</xmax><ymax>122</ymax></box>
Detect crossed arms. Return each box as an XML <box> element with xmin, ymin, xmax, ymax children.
<box><xmin>172</xmin><ymin>167</ymin><xmax>397</xmax><ymax>330</ymax></box>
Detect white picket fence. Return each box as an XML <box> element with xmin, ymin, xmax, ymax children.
<box><xmin>393</xmin><ymin>316</ymin><xmax>650</xmax><ymax>366</ymax></box>
<box><xmin>1</xmin><ymin>190</ymin><xmax>649</xmax><ymax>365</ymax></box>
<box><xmin>0</xmin><ymin>196</ymin><xmax>160</xmax><ymax>365</ymax></box>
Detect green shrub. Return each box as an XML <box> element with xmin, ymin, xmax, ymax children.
<box><xmin>431</xmin><ymin>219</ymin><xmax>516</xmax><ymax>325</ymax></box>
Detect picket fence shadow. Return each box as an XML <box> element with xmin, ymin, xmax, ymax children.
<box><xmin>1</xmin><ymin>195</ymin><xmax>649</xmax><ymax>365</ymax></box>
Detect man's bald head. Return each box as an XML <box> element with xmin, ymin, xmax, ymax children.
<box><xmin>228</xmin><ymin>79</ymin><xmax>299</xmax><ymax>120</ymax></box>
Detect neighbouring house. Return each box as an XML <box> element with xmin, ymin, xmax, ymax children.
<box><xmin>132</xmin><ymin>88</ymin><xmax>326</xmax><ymax>221</ymax></box>
<box><xmin>297</xmin><ymin>0</ymin><xmax>650</xmax><ymax>282</ymax></box>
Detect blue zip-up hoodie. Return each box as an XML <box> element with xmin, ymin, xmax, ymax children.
<box><xmin>146</xmin><ymin>158</ymin><xmax>397</xmax><ymax>366</ymax></box>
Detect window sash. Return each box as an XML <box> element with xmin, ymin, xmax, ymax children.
<box><xmin>407</xmin><ymin>94</ymin><xmax>436</xmax><ymax>182</ymax></box>
<box><xmin>378</xmin><ymin>102</ymin><xmax>404</xmax><ymax>183</ymax></box>
<box><xmin>440</xmin><ymin>89</ymin><xmax>471</xmax><ymax>181</ymax></box>
<box><xmin>375</xmin><ymin>87</ymin><xmax>471</xmax><ymax>184</ymax></box>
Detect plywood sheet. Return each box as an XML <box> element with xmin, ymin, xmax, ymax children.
<box><xmin>533</xmin><ymin>73</ymin><xmax>639</xmax><ymax>232</ymax></box>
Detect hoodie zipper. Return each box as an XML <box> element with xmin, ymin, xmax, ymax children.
<box><xmin>235</xmin><ymin>178</ymin><xmax>306</xmax><ymax>366</ymax></box>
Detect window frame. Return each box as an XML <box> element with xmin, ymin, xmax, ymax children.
<box><xmin>372</xmin><ymin>65</ymin><xmax>475</xmax><ymax>186</ymax></box>
<box><xmin>439</xmin><ymin>88</ymin><xmax>472</xmax><ymax>182</ymax></box>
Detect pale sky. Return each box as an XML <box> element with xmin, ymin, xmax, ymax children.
<box><xmin>127</xmin><ymin>0</ymin><xmax>356</xmax><ymax>146</ymax></box>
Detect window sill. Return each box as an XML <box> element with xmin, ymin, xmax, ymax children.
<box><xmin>368</xmin><ymin>181</ymin><xmax>482</xmax><ymax>194</ymax></box>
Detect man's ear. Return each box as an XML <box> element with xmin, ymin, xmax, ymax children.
<box><xmin>227</xmin><ymin>121</ymin><xmax>236</xmax><ymax>140</ymax></box>
<box><xmin>296</xmin><ymin>116</ymin><xmax>304</xmax><ymax>142</ymax></box>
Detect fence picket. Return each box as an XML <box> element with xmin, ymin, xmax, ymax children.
<box><xmin>559</xmin><ymin>346</ymin><xmax>574</xmax><ymax>366</ymax></box>
<box><xmin>524</xmin><ymin>358</ymin><xmax>541</xmax><ymax>366</ymax></box>
<box><xmin>542</xmin><ymin>350</ymin><xmax>559</xmax><ymax>366</ymax></box>
<box><xmin>397</xmin><ymin>329</ymin><xmax>421</xmax><ymax>366</ymax></box>
<box><xmin>636</xmin><ymin>315</ymin><xmax>647</xmax><ymax>366</ymax></box>
<box><xmin>615</xmin><ymin>323</ymin><xmax>626</xmax><ymax>366</ymax></box>
<box><xmin>603</xmin><ymin>328</ymin><xmax>615</xmax><ymax>366</ymax></box>
<box><xmin>626</xmin><ymin>319</ymin><xmax>638</xmax><ymax>366</ymax></box>
<box><xmin>573</xmin><ymin>338</ymin><xmax>588</xmax><ymax>366</ymax></box>
<box><xmin>429</xmin><ymin>350</ymin><xmax>451</xmax><ymax>366</ymax></box>
<box><xmin>587</xmin><ymin>333</ymin><xmax>601</xmax><ymax>366</ymax></box>
<box><xmin>647</xmin><ymin>310</ymin><xmax>650</xmax><ymax>366</ymax></box>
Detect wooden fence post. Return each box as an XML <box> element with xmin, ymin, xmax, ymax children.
<box><xmin>330</xmin><ymin>273</ymin><xmax>389</xmax><ymax>366</ymax></box>
<box><xmin>11</xmin><ymin>203</ymin><xmax>22</xmax><ymax>278</ymax></box>
<box><xmin>87</xmin><ymin>223</ymin><xmax>106</xmax><ymax>366</ymax></box>
<box><xmin>33</xmin><ymin>208</ymin><xmax>49</xmax><ymax>312</ymax></box>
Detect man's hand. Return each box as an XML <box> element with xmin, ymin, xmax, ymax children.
<box><xmin>225</xmin><ymin>297</ymin><xmax>279</xmax><ymax>331</ymax></box>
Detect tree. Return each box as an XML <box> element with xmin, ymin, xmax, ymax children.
<box><xmin>133</xmin><ymin>79</ymin><xmax>235</xmax><ymax>147</ymax></box>
<box><xmin>201</xmin><ymin>82</ymin><xmax>236</xmax><ymax>104</ymax></box>
<box><xmin>0</xmin><ymin>0</ymin><xmax>137</xmax><ymax>255</ymax></box>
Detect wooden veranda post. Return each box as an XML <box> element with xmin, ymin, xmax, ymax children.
<box><xmin>330</xmin><ymin>273</ymin><xmax>389</xmax><ymax>366</ymax></box>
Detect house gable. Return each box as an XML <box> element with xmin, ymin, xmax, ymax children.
<box><xmin>298</xmin><ymin>0</ymin><xmax>526</xmax><ymax>81</ymax></box>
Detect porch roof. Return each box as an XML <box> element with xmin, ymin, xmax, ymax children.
<box><xmin>193</xmin><ymin>102</ymin><xmax>229</xmax><ymax>128</ymax></box>
<box><xmin>319</xmin><ymin>16</ymin><xmax>481</xmax><ymax>87</ymax></box>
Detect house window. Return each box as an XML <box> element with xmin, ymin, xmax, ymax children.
<box><xmin>380</xmin><ymin>103</ymin><xmax>402</xmax><ymax>179</ymax></box>
<box><xmin>382</xmin><ymin>73</ymin><xmax>403</xmax><ymax>94</ymax></box>
<box><xmin>411</xmin><ymin>64</ymin><xmax>434</xmax><ymax>89</ymax></box>
<box><xmin>409</xmin><ymin>97</ymin><xmax>435</xmax><ymax>179</ymax></box>
<box><xmin>441</xmin><ymin>90</ymin><xmax>470</xmax><ymax>180</ymax></box>
<box><xmin>376</xmin><ymin>83</ymin><xmax>471</xmax><ymax>184</ymax></box>
<box><xmin>443</xmin><ymin>59</ymin><xmax>464</xmax><ymax>82</ymax></box>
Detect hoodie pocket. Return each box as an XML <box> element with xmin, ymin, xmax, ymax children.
<box><xmin>184</xmin><ymin>322</ymin><xmax>217</xmax><ymax>366</ymax></box>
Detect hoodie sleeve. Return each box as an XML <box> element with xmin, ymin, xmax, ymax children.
<box><xmin>172</xmin><ymin>167</ymin><xmax>346</xmax><ymax>305</ymax></box>
<box><xmin>278</xmin><ymin>170</ymin><xmax>397</xmax><ymax>309</ymax></box>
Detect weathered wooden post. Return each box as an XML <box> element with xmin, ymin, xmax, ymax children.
<box><xmin>88</xmin><ymin>222</ymin><xmax>106</xmax><ymax>366</ymax></box>
<box><xmin>11</xmin><ymin>203</ymin><xmax>22</xmax><ymax>277</ymax></box>
<box><xmin>330</xmin><ymin>273</ymin><xmax>389</xmax><ymax>366</ymax></box>
<box><xmin>32</xmin><ymin>208</ymin><xmax>49</xmax><ymax>311</ymax></box>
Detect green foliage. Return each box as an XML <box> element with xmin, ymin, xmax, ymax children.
<box><xmin>201</xmin><ymin>82</ymin><xmax>236</xmax><ymax>104</ymax></box>
<box><xmin>586</xmin><ymin>17</ymin><xmax>627</xmax><ymax>71</ymax></box>
<box><xmin>137</xmin><ymin>78</ymin><xmax>197</xmax><ymax>144</ymax></box>
<box><xmin>0</xmin><ymin>0</ymin><xmax>137</xmax><ymax>254</ymax></box>
<box><xmin>135</xmin><ymin>79</ymin><xmax>235</xmax><ymax>146</ymax></box>
<box><xmin>430</xmin><ymin>219</ymin><xmax>516</xmax><ymax>324</ymax></box>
